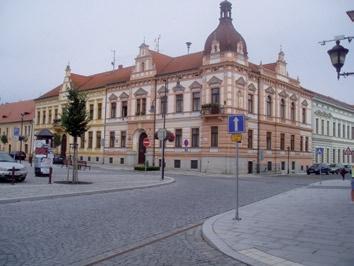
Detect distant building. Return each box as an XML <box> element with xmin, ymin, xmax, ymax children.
<box><xmin>0</xmin><ymin>100</ymin><xmax>35</xmax><ymax>156</ymax></box>
<box><xmin>311</xmin><ymin>92</ymin><xmax>354</xmax><ymax>165</ymax></box>
<box><xmin>35</xmin><ymin>0</ymin><xmax>314</xmax><ymax>174</ymax></box>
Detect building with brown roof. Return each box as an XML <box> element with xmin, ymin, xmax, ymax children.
<box><xmin>35</xmin><ymin>0</ymin><xmax>314</xmax><ymax>173</ymax></box>
<box><xmin>0</xmin><ymin>100</ymin><xmax>35</xmax><ymax>156</ymax></box>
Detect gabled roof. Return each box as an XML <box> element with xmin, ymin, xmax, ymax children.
<box><xmin>0</xmin><ymin>99</ymin><xmax>35</xmax><ymax>124</ymax></box>
<box><xmin>157</xmin><ymin>51</ymin><xmax>203</xmax><ymax>75</ymax></box>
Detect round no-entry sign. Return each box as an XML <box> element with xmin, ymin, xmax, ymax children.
<box><xmin>143</xmin><ymin>138</ymin><xmax>150</xmax><ymax>147</ymax></box>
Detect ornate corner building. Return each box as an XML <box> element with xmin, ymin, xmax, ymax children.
<box><xmin>34</xmin><ymin>1</ymin><xmax>314</xmax><ymax>174</ymax></box>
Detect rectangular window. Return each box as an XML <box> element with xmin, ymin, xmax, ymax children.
<box><xmin>321</xmin><ymin>120</ymin><xmax>324</xmax><ymax>135</ymax></box>
<box><xmin>211</xmin><ymin>126</ymin><xmax>218</xmax><ymax>147</ymax></box>
<box><xmin>88</xmin><ymin>156</ymin><xmax>91</xmax><ymax>162</ymax></box>
<box><xmin>160</xmin><ymin>95</ymin><xmax>167</xmax><ymax>114</ymax></box>
<box><xmin>25</xmin><ymin>144</ymin><xmax>28</xmax><ymax>154</ymax></box>
<box><xmin>121</xmin><ymin>101</ymin><xmax>128</xmax><ymax>117</ymax></box>
<box><xmin>175</xmin><ymin>129</ymin><xmax>182</xmax><ymax>148</ymax></box>
<box><xmin>266</xmin><ymin>132</ymin><xmax>272</xmax><ymax>150</ymax></box>
<box><xmin>327</xmin><ymin>148</ymin><xmax>330</xmax><ymax>163</ymax></box>
<box><xmin>136</xmin><ymin>99</ymin><xmax>141</xmax><ymax>116</ymax></box>
<box><xmin>315</xmin><ymin>118</ymin><xmax>319</xmax><ymax>134</ymax></box>
<box><xmin>302</xmin><ymin>108</ymin><xmax>306</xmax><ymax>124</ymax></box>
<box><xmin>89</xmin><ymin>104</ymin><xmax>94</xmax><ymax>120</ymax></box>
<box><xmin>338</xmin><ymin>123</ymin><xmax>341</xmax><ymax>138</ymax></box>
<box><xmin>120</xmin><ymin>158</ymin><xmax>124</xmax><ymax>164</ymax></box>
<box><xmin>174</xmin><ymin>160</ymin><xmax>181</xmax><ymax>168</ymax></box>
<box><xmin>109</xmin><ymin>131</ymin><xmax>115</xmax><ymax>148</ymax></box>
<box><xmin>192</xmin><ymin>92</ymin><xmax>200</xmax><ymax>111</ymax></box>
<box><xmin>292</xmin><ymin>161</ymin><xmax>295</xmax><ymax>170</ymax></box>
<box><xmin>191</xmin><ymin>160</ymin><xmax>198</xmax><ymax>169</ymax></box>
<box><xmin>343</xmin><ymin>124</ymin><xmax>346</xmax><ymax>138</ymax></box>
<box><xmin>248</xmin><ymin>94</ymin><xmax>254</xmax><ymax>113</ymax></box>
<box><xmin>121</xmin><ymin>131</ymin><xmax>126</xmax><ymax>148</ymax></box>
<box><xmin>97</xmin><ymin>103</ymin><xmax>102</xmax><ymax>120</ymax></box>
<box><xmin>80</xmin><ymin>134</ymin><xmax>85</xmax><ymax>149</ymax></box>
<box><xmin>327</xmin><ymin>121</ymin><xmax>329</xmax><ymax>136</ymax></box>
<box><xmin>305</xmin><ymin>137</ymin><xmax>309</xmax><ymax>152</ymax></box>
<box><xmin>48</xmin><ymin>110</ymin><xmax>52</xmax><ymax>124</ymax></box>
<box><xmin>333</xmin><ymin>149</ymin><xmax>336</xmax><ymax>163</ymax></box>
<box><xmin>281</xmin><ymin>161</ymin><xmax>285</xmax><ymax>171</ymax></box>
<box><xmin>88</xmin><ymin>131</ymin><xmax>93</xmax><ymax>149</ymax></box>
<box><xmin>338</xmin><ymin>148</ymin><xmax>340</xmax><ymax>163</ymax></box>
<box><xmin>280</xmin><ymin>133</ymin><xmax>285</xmax><ymax>151</ymax></box>
<box><xmin>96</xmin><ymin>131</ymin><xmax>101</xmax><ymax>149</ymax></box>
<box><xmin>248</xmin><ymin>129</ymin><xmax>253</xmax><ymax>149</ymax></box>
<box><xmin>211</xmin><ymin>88</ymin><xmax>220</xmax><ymax>104</ymax></box>
<box><xmin>54</xmin><ymin>109</ymin><xmax>58</xmax><ymax>120</ymax></box>
<box><xmin>290</xmin><ymin>135</ymin><xmax>295</xmax><ymax>151</ymax></box>
<box><xmin>96</xmin><ymin>157</ymin><xmax>99</xmax><ymax>162</ymax></box>
<box><xmin>42</xmin><ymin>111</ymin><xmax>46</xmax><ymax>124</ymax></box>
<box><xmin>110</xmin><ymin>102</ymin><xmax>116</xmax><ymax>118</ymax></box>
<box><xmin>37</xmin><ymin>111</ymin><xmax>40</xmax><ymax>125</ymax></box>
<box><xmin>300</xmin><ymin>136</ymin><xmax>303</xmax><ymax>152</ymax></box>
<box><xmin>109</xmin><ymin>157</ymin><xmax>113</xmax><ymax>164</ymax></box>
<box><xmin>192</xmin><ymin>128</ymin><xmax>199</xmax><ymax>148</ymax></box>
<box><xmin>347</xmin><ymin>125</ymin><xmax>350</xmax><ymax>139</ymax></box>
<box><xmin>141</xmin><ymin>98</ymin><xmax>146</xmax><ymax>115</ymax></box>
<box><xmin>333</xmin><ymin>122</ymin><xmax>336</xmax><ymax>136</ymax></box>
<box><xmin>267</xmin><ymin>161</ymin><xmax>272</xmax><ymax>171</ymax></box>
<box><xmin>176</xmin><ymin>94</ymin><xmax>183</xmax><ymax>113</ymax></box>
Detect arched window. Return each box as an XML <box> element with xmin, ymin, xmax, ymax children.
<box><xmin>291</xmin><ymin>102</ymin><xmax>296</xmax><ymax>121</ymax></box>
<box><xmin>141</xmin><ymin>62</ymin><xmax>145</xmax><ymax>72</ymax></box>
<box><xmin>280</xmin><ymin>99</ymin><xmax>286</xmax><ymax>119</ymax></box>
<box><xmin>266</xmin><ymin>95</ymin><xmax>272</xmax><ymax>117</ymax></box>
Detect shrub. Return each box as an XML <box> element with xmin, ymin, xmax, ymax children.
<box><xmin>134</xmin><ymin>165</ymin><xmax>160</xmax><ymax>171</ymax></box>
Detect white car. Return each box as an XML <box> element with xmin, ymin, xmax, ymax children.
<box><xmin>0</xmin><ymin>152</ymin><xmax>27</xmax><ymax>182</ymax></box>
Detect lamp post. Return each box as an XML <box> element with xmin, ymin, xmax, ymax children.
<box><xmin>287</xmin><ymin>146</ymin><xmax>290</xmax><ymax>175</ymax></box>
<box><xmin>161</xmin><ymin>80</ymin><xmax>168</xmax><ymax>180</ymax></box>
<box><xmin>20</xmin><ymin>112</ymin><xmax>30</xmax><ymax>163</ymax></box>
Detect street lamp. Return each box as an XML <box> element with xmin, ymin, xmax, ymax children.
<box><xmin>161</xmin><ymin>79</ymin><xmax>168</xmax><ymax>180</ymax></box>
<box><xmin>327</xmin><ymin>40</ymin><xmax>354</xmax><ymax>79</ymax></box>
<box><xmin>287</xmin><ymin>146</ymin><xmax>290</xmax><ymax>175</ymax></box>
<box><xmin>19</xmin><ymin>111</ymin><xmax>30</xmax><ymax>162</ymax></box>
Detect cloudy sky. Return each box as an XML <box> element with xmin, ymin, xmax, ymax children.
<box><xmin>0</xmin><ymin>0</ymin><xmax>353</xmax><ymax>104</ymax></box>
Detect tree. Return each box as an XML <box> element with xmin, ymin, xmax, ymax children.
<box><xmin>53</xmin><ymin>133</ymin><xmax>62</xmax><ymax>148</ymax></box>
<box><xmin>0</xmin><ymin>134</ymin><xmax>8</xmax><ymax>150</ymax></box>
<box><xmin>61</xmin><ymin>88</ymin><xmax>90</xmax><ymax>183</ymax></box>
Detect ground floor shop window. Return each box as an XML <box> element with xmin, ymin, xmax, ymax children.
<box><xmin>191</xmin><ymin>160</ymin><xmax>198</xmax><ymax>169</ymax></box>
<box><xmin>174</xmin><ymin>160</ymin><xmax>181</xmax><ymax>168</ymax></box>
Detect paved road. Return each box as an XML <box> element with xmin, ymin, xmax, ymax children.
<box><xmin>0</xmin><ymin>169</ymin><xmax>338</xmax><ymax>266</ymax></box>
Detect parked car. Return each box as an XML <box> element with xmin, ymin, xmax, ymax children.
<box><xmin>9</xmin><ymin>151</ymin><xmax>26</xmax><ymax>161</ymax></box>
<box><xmin>307</xmin><ymin>163</ymin><xmax>330</xmax><ymax>175</ymax></box>
<box><xmin>329</xmin><ymin>163</ymin><xmax>343</xmax><ymax>174</ymax></box>
<box><xmin>343</xmin><ymin>164</ymin><xmax>352</xmax><ymax>175</ymax></box>
<box><xmin>53</xmin><ymin>155</ymin><xmax>65</xmax><ymax>165</ymax></box>
<box><xmin>0</xmin><ymin>152</ymin><xmax>27</xmax><ymax>182</ymax></box>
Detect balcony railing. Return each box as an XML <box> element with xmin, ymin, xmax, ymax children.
<box><xmin>201</xmin><ymin>103</ymin><xmax>225</xmax><ymax>116</ymax></box>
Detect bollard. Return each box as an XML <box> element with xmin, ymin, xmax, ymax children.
<box><xmin>11</xmin><ymin>166</ymin><xmax>15</xmax><ymax>185</ymax></box>
<box><xmin>49</xmin><ymin>167</ymin><xmax>52</xmax><ymax>184</ymax></box>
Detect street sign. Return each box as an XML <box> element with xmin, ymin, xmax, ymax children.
<box><xmin>344</xmin><ymin>147</ymin><xmax>352</xmax><ymax>155</ymax></box>
<box><xmin>143</xmin><ymin>138</ymin><xmax>150</xmax><ymax>147</ymax></box>
<box><xmin>157</xmin><ymin>128</ymin><xmax>167</xmax><ymax>141</ymax></box>
<box><xmin>231</xmin><ymin>134</ymin><xmax>242</xmax><ymax>143</ymax></box>
<box><xmin>228</xmin><ymin>115</ymin><xmax>245</xmax><ymax>133</ymax></box>
<box><xmin>315</xmin><ymin>147</ymin><xmax>324</xmax><ymax>155</ymax></box>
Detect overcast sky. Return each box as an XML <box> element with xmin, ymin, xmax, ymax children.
<box><xmin>0</xmin><ymin>0</ymin><xmax>353</xmax><ymax>104</ymax></box>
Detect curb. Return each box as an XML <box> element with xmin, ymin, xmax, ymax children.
<box><xmin>0</xmin><ymin>177</ymin><xmax>175</xmax><ymax>204</ymax></box>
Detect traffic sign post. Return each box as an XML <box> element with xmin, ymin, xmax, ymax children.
<box><xmin>228</xmin><ymin>115</ymin><xmax>245</xmax><ymax>222</ymax></box>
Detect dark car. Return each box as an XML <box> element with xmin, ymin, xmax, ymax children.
<box><xmin>307</xmin><ymin>163</ymin><xmax>330</xmax><ymax>175</ymax></box>
<box><xmin>53</xmin><ymin>155</ymin><xmax>65</xmax><ymax>165</ymax></box>
<box><xmin>9</xmin><ymin>151</ymin><xmax>26</xmax><ymax>161</ymax></box>
<box><xmin>343</xmin><ymin>164</ymin><xmax>352</xmax><ymax>175</ymax></box>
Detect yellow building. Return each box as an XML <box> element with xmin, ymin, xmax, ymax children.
<box><xmin>0</xmin><ymin>100</ymin><xmax>35</xmax><ymax>157</ymax></box>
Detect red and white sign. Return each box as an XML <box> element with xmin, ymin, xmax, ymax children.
<box><xmin>143</xmin><ymin>138</ymin><xmax>150</xmax><ymax>147</ymax></box>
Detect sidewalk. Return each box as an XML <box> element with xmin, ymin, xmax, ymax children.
<box><xmin>0</xmin><ymin>166</ymin><xmax>174</xmax><ymax>204</ymax></box>
<box><xmin>203</xmin><ymin>179</ymin><xmax>354</xmax><ymax>266</ymax></box>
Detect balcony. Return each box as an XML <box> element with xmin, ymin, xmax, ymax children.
<box><xmin>201</xmin><ymin>103</ymin><xmax>225</xmax><ymax>118</ymax></box>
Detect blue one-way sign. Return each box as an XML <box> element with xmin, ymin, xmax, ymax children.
<box><xmin>228</xmin><ymin>115</ymin><xmax>245</xmax><ymax>133</ymax></box>
<box><xmin>315</xmin><ymin>147</ymin><xmax>324</xmax><ymax>155</ymax></box>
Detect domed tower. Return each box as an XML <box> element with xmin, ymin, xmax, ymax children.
<box><xmin>204</xmin><ymin>1</ymin><xmax>248</xmax><ymax>64</ymax></box>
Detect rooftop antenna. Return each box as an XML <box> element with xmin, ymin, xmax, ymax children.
<box><xmin>186</xmin><ymin>42</ymin><xmax>192</xmax><ymax>54</ymax></box>
<box><xmin>111</xmin><ymin>50</ymin><xmax>116</xmax><ymax>70</ymax></box>
<box><xmin>154</xmin><ymin>34</ymin><xmax>161</xmax><ymax>52</ymax></box>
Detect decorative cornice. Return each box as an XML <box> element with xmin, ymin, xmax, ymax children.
<box><xmin>108</xmin><ymin>94</ymin><xmax>118</xmax><ymax>101</ymax></box>
<box><xmin>189</xmin><ymin>81</ymin><xmax>202</xmax><ymax>90</ymax></box>
<box><xmin>314</xmin><ymin>110</ymin><xmax>332</xmax><ymax>118</ymax></box>
<box><xmin>248</xmin><ymin>83</ymin><xmax>256</xmax><ymax>92</ymax></box>
<box><xmin>172</xmin><ymin>84</ymin><xmax>185</xmax><ymax>93</ymax></box>
<box><xmin>290</xmin><ymin>94</ymin><xmax>298</xmax><ymax>101</ymax></box>
<box><xmin>302</xmin><ymin>100</ymin><xmax>308</xmax><ymax>107</ymax></box>
<box><xmin>134</xmin><ymin>88</ymin><xmax>148</xmax><ymax>96</ymax></box>
<box><xmin>236</xmin><ymin>77</ymin><xmax>246</xmax><ymax>86</ymax></box>
<box><xmin>119</xmin><ymin>92</ymin><xmax>129</xmax><ymax>99</ymax></box>
<box><xmin>279</xmin><ymin>90</ymin><xmax>289</xmax><ymax>98</ymax></box>
<box><xmin>158</xmin><ymin>86</ymin><xmax>168</xmax><ymax>94</ymax></box>
<box><xmin>207</xmin><ymin>76</ymin><xmax>222</xmax><ymax>86</ymax></box>
<box><xmin>265</xmin><ymin>86</ymin><xmax>275</xmax><ymax>94</ymax></box>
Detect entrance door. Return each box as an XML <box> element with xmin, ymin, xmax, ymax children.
<box><xmin>138</xmin><ymin>132</ymin><xmax>147</xmax><ymax>164</ymax></box>
<box><xmin>61</xmin><ymin>134</ymin><xmax>67</xmax><ymax>157</ymax></box>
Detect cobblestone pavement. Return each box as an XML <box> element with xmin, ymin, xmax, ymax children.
<box><xmin>0</xmin><ymin>168</ymin><xmax>338</xmax><ymax>266</ymax></box>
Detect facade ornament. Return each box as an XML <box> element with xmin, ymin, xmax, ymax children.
<box><xmin>158</xmin><ymin>85</ymin><xmax>168</xmax><ymax>94</ymax></box>
<box><xmin>189</xmin><ymin>81</ymin><xmax>202</xmax><ymax>90</ymax></box>
<box><xmin>301</xmin><ymin>100</ymin><xmax>308</xmax><ymax>106</ymax></box>
<box><xmin>314</xmin><ymin>110</ymin><xmax>333</xmax><ymax>118</ymax></box>
<box><xmin>236</xmin><ymin>77</ymin><xmax>246</xmax><ymax>86</ymax></box>
<box><xmin>109</xmin><ymin>93</ymin><xmax>118</xmax><ymax>101</ymax></box>
<box><xmin>279</xmin><ymin>90</ymin><xmax>289</xmax><ymax>98</ymax></box>
<box><xmin>290</xmin><ymin>94</ymin><xmax>298</xmax><ymax>101</ymax></box>
<box><xmin>248</xmin><ymin>83</ymin><xmax>256</xmax><ymax>92</ymax></box>
<box><xmin>265</xmin><ymin>86</ymin><xmax>275</xmax><ymax>94</ymax></box>
<box><xmin>207</xmin><ymin>76</ymin><xmax>222</xmax><ymax>86</ymax></box>
<box><xmin>119</xmin><ymin>92</ymin><xmax>129</xmax><ymax>99</ymax></box>
<box><xmin>134</xmin><ymin>88</ymin><xmax>148</xmax><ymax>96</ymax></box>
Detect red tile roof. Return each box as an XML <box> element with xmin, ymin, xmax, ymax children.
<box><xmin>263</xmin><ymin>63</ymin><xmax>276</xmax><ymax>72</ymax></box>
<box><xmin>158</xmin><ymin>51</ymin><xmax>203</xmax><ymax>75</ymax></box>
<box><xmin>0</xmin><ymin>100</ymin><xmax>35</xmax><ymax>123</ymax></box>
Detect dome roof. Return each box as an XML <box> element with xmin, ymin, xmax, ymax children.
<box><xmin>204</xmin><ymin>1</ymin><xmax>247</xmax><ymax>56</ymax></box>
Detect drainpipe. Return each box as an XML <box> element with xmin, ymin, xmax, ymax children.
<box><xmin>102</xmin><ymin>87</ymin><xmax>108</xmax><ymax>164</ymax></box>
<box><xmin>152</xmin><ymin>79</ymin><xmax>157</xmax><ymax>166</ymax></box>
<box><xmin>257</xmin><ymin>73</ymin><xmax>261</xmax><ymax>174</ymax></box>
